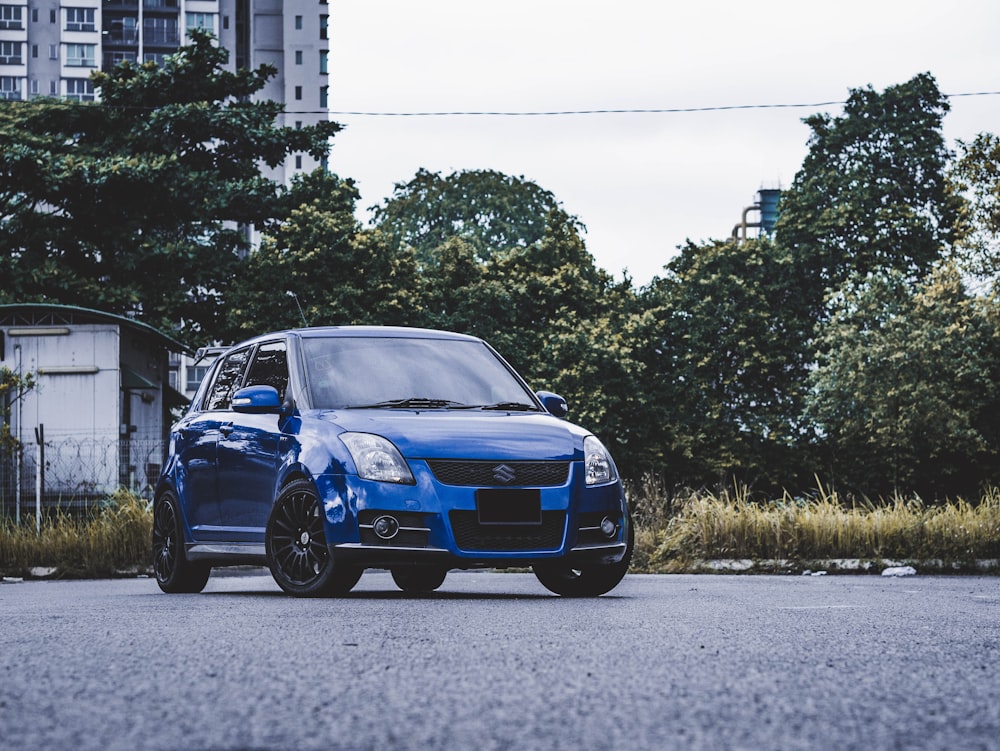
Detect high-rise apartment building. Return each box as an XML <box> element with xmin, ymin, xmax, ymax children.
<box><xmin>0</xmin><ymin>0</ymin><xmax>329</xmax><ymax>182</ymax></box>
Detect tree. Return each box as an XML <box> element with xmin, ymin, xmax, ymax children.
<box><xmin>638</xmin><ymin>238</ymin><xmax>814</xmax><ymax>494</ymax></box>
<box><xmin>371</xmin><ymin>168</ymin><xmax>577</xmax><ymax>264</ymax></box>
<box><xmin>0</xmin><ymin>30</ymin><xmax>341</xmax><ymax>344</ymax></box>
<box><xmin>223</xmin><ymin>170</ymin><xmax>423</xmax><ymax>340</ymax></box>
<box><xmin>950</xmin><ymin>132</ymin><xmax>1000</xmax><ymax>280</ymax></box>
<box><xmin>776</xmin><ymin>73</ymin><xmax>961</xmax><ymax>307</ymax></box>
<box><xmin>806</xmin><ymin>262</ymin><xmax>1000</xmax><ymax>498</ymax></box>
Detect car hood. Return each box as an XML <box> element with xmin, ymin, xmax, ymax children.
<box><xmin>315</xmin><ymin>409</ymin><xmax>588</xmax><ymax>461</ymax></box>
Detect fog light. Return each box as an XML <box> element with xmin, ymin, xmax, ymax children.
<box><xmin>600</xmin><ymin>517</ymin><xmax>618</xmax><ymax>539</ymax></box>
<box><xmin>373</xmin><ymin>515</ymin><xmax>400</xmax><ymax>540</ymax></box>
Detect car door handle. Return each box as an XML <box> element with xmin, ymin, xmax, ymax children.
<box><xmin>220</xmin><ymin>422</ymin><xmax>234</xmax><ymax>437</ymax></box>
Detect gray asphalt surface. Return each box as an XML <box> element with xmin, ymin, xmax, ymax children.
<box><xmin>1</xmin><ymin>571</ymin><xmax>998</xmax><ymax>751</ymax></box>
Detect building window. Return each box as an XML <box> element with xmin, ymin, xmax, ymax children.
<box><xmin>0</xmin><ymin>76</ymin><xmax>21</xmax><ymax>101</ymax></box>
<box><xmin>0</xmin><ymin>41</ymin><xmax>22</xmax><ymax>65</ymax></box>
<box><xmin>186</xmin><ymin>12</ymin><xmax>215</xmax><ymax>34</ymax></box>
<box><xmin>50</xmin><ymin>9</ymin><xmax>55</xmax><ymax>23</ymax></box>
<box><xmin>295</xmin><ymin>155</ymin><xmax>302</xmax><ymax>169</ymax></box>
<box><xmin>143</xmin><ymin>17</ymin><xmax>179</xmax><ymax>46</ymax></box>
<box><xmin>294</xmin><ymin>85</ymin><xmax>302</xmax><ymax>100</ymax></box>
<box><xmin>320</xmin><ymin>14</ymin><xmax>328</xmax><ymax>39</ymax></box>
<box><xmin>185</xmin><ymin>365</ymin><xmax>210</xmax><ymax>393</ymax></box>
<box><xmin>295</xmin><ymin>49</ymin><xmax>302</xmax><ymax>65</ymax></box>
<box><xmin>65</xmin><ymin>43</ymin><xmax>97</xmax><ymax>67</ymax></box>
<box><xmin>320</xmin><ymin>85</ymin><xmax>328</xmax><ymax>108</ymax></box>
<box><xmin>49</xmin><ymin>80</ymin><xmax>56</xmax><ymax>94</ymax></box>
<box><xmin>320</xmin><ymin>49</ymin><xmax>328</xmax><ymax>74</ymax></box>
<box><xmin>65</xmin><ymin>8</ymin><xmax>96</xmax><ymax>32</ymax></box>
<box><xmin>106</xmin><ymin>16</ymin><xmax>138</xmax><ymax>44</ymax></box>
<box><xmin>222</xmin><ymin>15</ymin><xmax>229</xmax><ymax>30</ymax></box>
<box><xmin>65</xmin><ymin>78</ymin><xmax>95</xmax><ymax>102</ymax></box>
<box><xmin>104</xmin><ymin>50</ymin><xmax>137</xmax><ymax>70</ymax></box>
<box><xmin>49</xmin><ymin>44</ymin><xmax>57</xmax><ymax>59</ymax></box>
<box><xmin>294</xmin><ymin>15</ymin><xmax>302</xmax><ymax>29</ymax></box>
<box><xmin>31</xmin><ymin>7</ymin><xmax>36</xmax><ymax>23</ymax></box>
<box><xmin>31</xmin><ymin>44</ymin><xmax>37</xmax><ymax>58</ymax></box>
<box><xmin>29</xmin><ymin>78</ymin><xmax>38</xmax><ymax>95</ymax></box>
<box><xmin>143</xmin><ymin>51</ymin><xmax>169</xmax><ymax>67</ymax></box>
<box><xmin>0</xmin><ymin>4</ymin><xmax>23</xmax><ymax>29</ymax></box>
<box><xmin>144</xmin><ymin>0</ymin><xmax>179</xmax><ymax>8</ymax></box>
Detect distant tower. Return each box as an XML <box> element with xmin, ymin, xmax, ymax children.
<box><xmin>732</xmin><ymin>188</ymin><xmax>781</xmax><ymax>242</ymax></box>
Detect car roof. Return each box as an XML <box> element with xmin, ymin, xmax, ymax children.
<box><xmin>226</xmin><ymin>325</ymin><xmax>485</xmax><ymax>351</ymax></box>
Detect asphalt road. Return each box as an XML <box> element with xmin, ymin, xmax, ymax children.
<box><xmin>1</xmin><ymin>571</ymin><xmax>998</xmax><ymax>751</ymax></box>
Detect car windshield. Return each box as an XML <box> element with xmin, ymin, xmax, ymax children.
<box><xmin>301</xmin><ymin>336</ymin><xmax>539</xmax><ymax>410</ymax></box>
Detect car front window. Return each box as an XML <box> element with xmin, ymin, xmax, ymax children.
<box><xmin>301</xmin><ymin>336</ymin><xmax>538</xmax><ymax>410</ymax></box>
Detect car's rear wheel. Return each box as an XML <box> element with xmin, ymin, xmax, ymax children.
<box><xmin>152</xmin><ymin>492</ymin><xmax>211</xmax><ymax>594</ymax></box>
<box><xmin>266</xmin><ymin>479</ymin><xmax>362</xmax><ymax>597</ymax></box>
<box><xmin>533</xmin><ymin>516</ymin><xmax>634</xmax><ymax>597</ymax></box>
<box><xmin>391</xmin><ymin>566</ymin><xmax>448</xmax><ymax>593</ymax></box>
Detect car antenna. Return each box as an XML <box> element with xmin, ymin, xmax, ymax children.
<box><xmin>286</xmin><ymin>291</ymin><xmax>309</xmax><ymax>327</ymax></box>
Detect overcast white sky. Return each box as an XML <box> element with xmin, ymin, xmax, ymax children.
<box><xmin>328</xmin><ymin>0</ymin><xmax>1000</xmax><ymax>286</ymax></box>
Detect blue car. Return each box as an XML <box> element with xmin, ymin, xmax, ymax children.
<box><xmin>153</xmin><ymin>326</ymin><xmax>632</xmax><ymax>597</ymax></box>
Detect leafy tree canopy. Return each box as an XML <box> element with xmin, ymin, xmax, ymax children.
<box><xmin>223</xmin><ymin>170</ymin><xmax>423</xmax><ymax>341</ymax></box>
<box><xmin>950</xmin><ymin>132</ymin><xmax>1000</xmax><ymax>280</ymax></box>
<box><xmin>775</xmin><ymin>73</ymin><xmax>961</xmax><ymax>302</ymax></box>
<box><xmin>370</xmin><ymin>168</ymin><xmax>580</xmax><ymax>264</ymax></box>
<box><xmin>0</xmin><ymin>29</ymin><xmax>341</xmax><ymax>343</ymax></box>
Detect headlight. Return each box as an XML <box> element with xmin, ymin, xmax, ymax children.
<box><xmin>584</xmin><ymin>435</ymin><xmax>617</xmax><ymax>485</ymax></box>
<box><xmin>339</xmin><ymin>432</ymin><xmax>415</xmax><ymax>484</ymax></box>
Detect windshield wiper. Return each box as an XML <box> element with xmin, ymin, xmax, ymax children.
<box><xmin>479</xmin><ymin>401</ymin><xmax>538</xmax><ymax>411</ymax></box>
<box><xmin>350</xmin><ymin>397</ymin><xmax>466</xmax><ymax>409</ymax></box>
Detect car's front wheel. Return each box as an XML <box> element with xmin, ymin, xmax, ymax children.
<box><xmin>391</xmin><ymin>566</ymin><xmax>448</xmax><ymax>593</ymax></box>
<box><xmin>533</xmin><ymin>517</ymin><xmax>633</xmax><ymax>597</ymax></box>
<box><xmin>266</xmin><ymin>479</ymin><xmax>362</xmax><ymax>597</ymax></box>
<box><xmin>152</xmin><ymin>492</ymin><xmax>211</xmax><ymax>594</ymax></box>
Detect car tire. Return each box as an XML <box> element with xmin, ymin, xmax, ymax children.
<box><xmin>391</xmin><ymin>566</ymin><xmax>448</xmax><ymax>593</ymax></box>
<box><xmin>266</xmin><ymin>479</ymin><xmax>362</xmax><ymax>597</ymax></box>
<box><xmin>152</xmin><ymin>492</ymin><xmax>211</xmax><ymax>594</ymax></box>
<box><xmin>532</xmin><ymin>515</ymin><xmax>634</xmax><ymax>597</ymax></box>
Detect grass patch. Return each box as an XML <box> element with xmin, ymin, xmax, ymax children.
<box><xmin>0</xmin><ymin>490</ymin><xmax>152</xmax><ymax>579</ymax></box>
<box><xmin>630</xmin><ymin>482</ymin><xmax>1000</xmax><ymax>573</ymax></box>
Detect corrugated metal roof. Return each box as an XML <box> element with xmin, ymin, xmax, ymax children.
<box><xmin>0</xmin><ymin>303</ymin><xmax>192</xmax><ymax>355</ymax></box>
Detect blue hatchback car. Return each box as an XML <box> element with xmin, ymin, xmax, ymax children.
<box><xmin>153</xmin><ymin>326</ymin><xmax>632</xmax><ymax>597</ymax></box>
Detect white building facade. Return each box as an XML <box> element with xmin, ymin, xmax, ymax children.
<box><xmin>0</xmin><ymin>0</ymin><xmax>329</xmax><ymax>182</ymax></box>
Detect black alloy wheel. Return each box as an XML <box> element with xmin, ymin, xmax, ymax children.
<box><xmin>152</xmin><ymin>493</ymin><xmax>211</xmax><ymax>594</ymax></box>
<box><xmin>266</xmin><ymin>479</ymin><xmax>362</xmax><ymax>597</ymax></box>
<box><xmin>390</xmin><ymin>566</ymin><xmax>448</xmax><ymax>593</ymax></box>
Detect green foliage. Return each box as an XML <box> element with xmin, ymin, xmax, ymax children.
<box><xmin>0</xmin><ymin>366</ymin><xmax>35</xmax><ymax>455</ymax></box>
<box><xmin>638</xmin><ymin>238</ymin><xmax>813</xmax><ymax>493</ymax></box>
<box><xmin>0</xmin><ymin>30</ymin><xmax>341</xmax><ymax>344</ymax></box>
<box><xmin>371</xmin><ymin>168</ymin><xmax>574</xmax><ymax>264</ymax></box>
<box><xmin>807</xmin><ymin>262</ymin><xmax>1000</xmax><ymax>498</ymax></box>
<box><xmin>776</xmin><ymin>73</ymin><xmax>959</xmax><ymax>304</ymax></box>
<box><xmin>950</xmin><ymin>133</ymin><xmax>1000</xmax><ymax>279</ymax></box>
<box><xmin>223</xmin><ymin>170</ymin><xmax>423</xmax><ymax>339</ymax></box>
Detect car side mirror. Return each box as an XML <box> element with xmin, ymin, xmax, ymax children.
<box><xmin>536</xmin><ymin>391</ymin><xmax>568</xmax><ymax>418</ymax></box>
<box><xmin>232</xmin><ymin>385</ymin><xmax>282</xmax><ymax>414</ymax></box>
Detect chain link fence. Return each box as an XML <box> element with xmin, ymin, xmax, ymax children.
<box><xmin>0</xmin><ymin>436</ymin><xmax>164</xmax><ymax>519</ymax></box>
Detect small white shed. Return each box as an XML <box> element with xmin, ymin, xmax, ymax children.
<box><xmin>0</xmin><ymin>304</ymin><xmax>189</xmax><ymax>515</ymax></box>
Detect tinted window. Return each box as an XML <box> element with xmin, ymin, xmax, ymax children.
<box><xmin>243</xmin><ymin>341</ymin><xmax>289</xmax><ymax>401</ymax></box>
<box><xmin>302</xmin><ymin>336</ymin><xmax>536</xmax><ymax>409</ymax></box>
<box><xmin>204</xmin><ymin>347</ymin><xmax>251</xmax><ymax>411</ymax></box>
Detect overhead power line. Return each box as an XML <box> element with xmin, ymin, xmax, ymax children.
<box><xmin>323</xmin><ymin>90</ymin><xmax>1000</xmax><ymax>117</ymax></box>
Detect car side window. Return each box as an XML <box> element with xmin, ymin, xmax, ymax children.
<box><xmin>203</xmin><ymin>347</ymin><xmax>252</xmax><ymax>411</ymax></box>
<box><xmin>243</xmin><ymin>341</ymin><xmax>289</xmax><ymax>401</ymax></box>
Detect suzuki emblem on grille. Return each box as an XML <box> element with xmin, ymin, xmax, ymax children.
<box><xmin>492</xmin><ymin>464</ymin><xmax>517</xmax><ymax>484</ymax></box>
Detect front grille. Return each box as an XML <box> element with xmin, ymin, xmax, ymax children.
<box><xmin>449</xmin><ymin>510</ymin><xmax>566</xmax><ymax>552</ymax></box>
<box><xmin>428</xmin><ymin>460</ymin><xmax>569</xmax><ymax>487</ymax></box>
